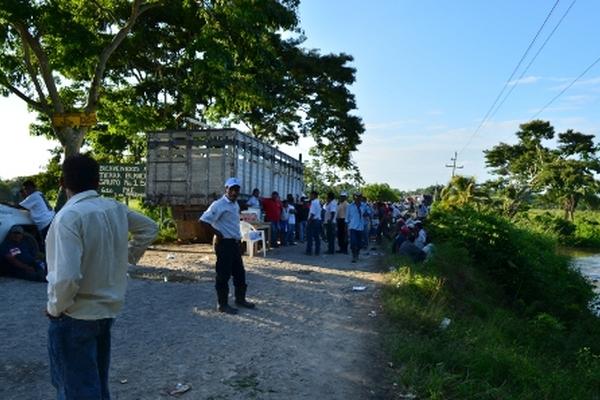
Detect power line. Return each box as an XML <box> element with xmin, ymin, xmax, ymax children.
<box><xmin>458</xmin><ymin>0</ymin><xmax>561</xmax><ymax>155</ymax></box>
<box><xmin>486</xmin><ymin>0</ymin><xmax>577</xmax><ymax>124</ymax></box>
<box><xmin>496</xmin><ymin>52</ymin><xmax>600</xmax><ymax>144</ymax></box>
<box><xmin>530</xmin><ymin>54</ymin><xmax>600</xmax><ymax>120</ymax></box>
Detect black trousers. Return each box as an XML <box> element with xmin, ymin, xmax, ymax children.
<box><xmin>336</xmin><ymin>219</ymin><xmax>348</xmax><ymax>253</ymax></box>
<box><xmin>215</xmin><ymin>239</ymin><xmax>246</xmax><ymax>304</ymax></box>
<box><xmin>325</xmin><ymin>222</ymin><xmax>336</xmax><ymax>254</ymax></box>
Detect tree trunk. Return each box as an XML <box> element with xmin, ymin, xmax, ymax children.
<box><xmin>563</xmin><ymin>195</ymin><xmax>577</xmax><ymax>222</ymax></box>
<box><xmin>53</xmin><ymin>126</ymin><xmax>87</xmax><ymax>212</ymax></box>
<box><xmin>569</xmin><ymin>195</ymin><xmax>578</xmax><ymax>222</ymax></box>
<box><xmin>57</xmin><ymin>126</ymin><xmax>87</xmax><ymax>157</ymax></box>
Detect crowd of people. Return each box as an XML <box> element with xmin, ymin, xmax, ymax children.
<box><xmin>241</xmin><ymin>188</ymin><xmax>434</xmax><ymax>263</ymax></box>
<box><xmin>1</xmin><ymin>165</ymin><xmax>435</xmax><ymax>399</ymax></box>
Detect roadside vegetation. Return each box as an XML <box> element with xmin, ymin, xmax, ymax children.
<box><xmin>382</xmin><ymin>120</ymin><xmax>600</xmax><ymax>398</ymax></box>
<box><xmin>382</xmin><ymin>201</ymin><xmax>600</xmax><ymax>399</ymax></box>
<box><xmin>520</xmin><ymin>209</ymin><xmax>600</xmax><ymax>250</ymax></box>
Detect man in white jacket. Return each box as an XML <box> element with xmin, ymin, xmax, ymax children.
<box><xmin>46</xmin><ymin>154</ymin><xmax>158</xmax><ymax>400</ymax></box>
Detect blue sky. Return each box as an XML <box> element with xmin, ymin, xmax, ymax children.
<box><xmin>2</xmin><ymin>0</ymin><xmax>600</xmax><ymax>190</ymax></box>
<box><xmin>293</xmin><ymin>0</ymin><xmax>600</xmax><ymax>189</ymax></box>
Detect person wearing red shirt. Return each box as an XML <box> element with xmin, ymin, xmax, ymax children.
<box><xmin>261</xmin><ymin>191</ymin><xmax>283</xmax><ymax>247</ymax></box>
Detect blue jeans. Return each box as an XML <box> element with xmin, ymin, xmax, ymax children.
<box><xmin>350</xmin><ymin>229</ymin><xmax>363</xmax><ymax>258</ymax></box>
<box><xmin>287</xmin><ymin>223</ymin><xmax>296</xmax><ymax>244</ymax></box>
<box><xmin>48</xmin><ymin>316</ymin><xmax>114</xmax><ymax>400</ymax></box>
<box><xmin>306</xmin><ymin>219</ymin><xmax>322</xmax><ymax>255</ymax></box>
<box><xmin>298</xmin><ymin>221</ymin><xmax>307</xmax><ymax>241</ymax></box>
<box><xmin>270</xmin><ymin>221</ymin><xmax>280</xmax><ymax>247</ymax></box>
<box><xmin>279</xmin><ymin>220</ymin><xmax>289</xmax><ymax>246</ymax></box>
<box><xmin>362</xmin><ymin>222</ymin><xmax>370</xmax><ymax>249</ymax></box>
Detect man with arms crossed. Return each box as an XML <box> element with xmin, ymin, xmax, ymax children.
<box><xmin>199</xmin><ymin>177</ymin><xmax>256</xmax><ymax>314</ymax></box>
<box><xmin>46</xmin><ymin>154</ymin><xmax>158</xmax><ymax>400</ymax></box>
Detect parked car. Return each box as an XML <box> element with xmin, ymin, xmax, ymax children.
<box><xmin>0</xmin><ymin>202</ymin><xmax>38</xmax><ymax>244</ymax></box>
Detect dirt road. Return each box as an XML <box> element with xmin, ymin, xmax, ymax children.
<box><xmin>1</xmin><ymin>242</ymin><xmax>391</xmax><ymax>399</ymax></box>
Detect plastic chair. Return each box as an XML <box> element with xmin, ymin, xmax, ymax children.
<box><xmin>240</xmin><ymin>221</ymin><xmax>266</xmax><ymax>257</ymax></box>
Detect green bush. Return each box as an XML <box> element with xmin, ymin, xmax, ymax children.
<box><xmin>523</xmin><ymin>209</ymin><xmax>600</xmax><ymax>249</ymax></box>
<box><xmin>520</xmin><ymin>212</ymin><xmax>575</xmax><ymax>240</ymax></box>
<box><xmin>427</xmin><ymin>205</ymin><xmax>594</xmax><ymax>321</ymax></box>
<box><xmin>382</xmin><ymin>206</ymin><xmax>600</xmax><ymax>399</ymax></box>
<box><xmin>133</xmin><ymin>202</ymin><xmax>177</xmax><ymax>243</ymax></box>
<box><xmin>573</xmin><ymin>214</ymin><xmax>600</xmax><ymax>248</ymax></box>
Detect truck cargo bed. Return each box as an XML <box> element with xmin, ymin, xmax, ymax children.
<box><xmin>146</xmin><ymin>129</ymin><xmax>304</xmax><ymax>206</ymax></box>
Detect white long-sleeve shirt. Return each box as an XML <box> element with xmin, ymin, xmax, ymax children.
<box><xmin>19</xmin><ymin>190</ymin><xmax>55</xmax><ymax>230</ymax></box>
<box><xmin>308</xmin><ymin>198</ymin><xmax>322</xmax><ymax>221</ymax></box>
<box><xmin>46</xmin><ymin>190</ymin><xmax>158</xmax><ymax>319</ymax></box>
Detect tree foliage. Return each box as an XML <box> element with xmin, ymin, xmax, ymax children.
<box><xmin>439</xmin><ymin>175</ymin><xmax>488</xmax><ymax>209</ymax></box>
<box><xmin>0</xmin><ymin>0</ymin><xmax>363</xmax><ymax>169</ymax></box>
<box><xmin>361</xmin><ymin>183</ymin><xmax>400</xmax><ymax>202</ymax></box>
<box><xmin>484</xmin><ymin>120</ymin><xmax>600</xmax><ymax>220</ymax></box>
<box><xmin>303</xmin><ymin>155</ymin><xmax>363</xmax><ymax>196</ymax></box>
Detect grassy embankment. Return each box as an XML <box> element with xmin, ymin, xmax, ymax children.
<box><xmin>382</xmin><ymin>206</ymin><xmax>600</xmax><ymax>399</ymax></box>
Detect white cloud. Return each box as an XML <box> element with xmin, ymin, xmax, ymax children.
<box><xmin>351</xmin><ymin>119</ymin><xmax>523</xmax><ymax>190</ymax></box>
<box><xmin>528</xmin><ymin>93</ymin><xmax>598</xmax><ymax>116</ymax></box>
<box><xmin>528</xmin><ymin>104</ymin><xmax>579</xmax><ymax>115</ymax></box>
<box><xmin>508</xmin><ymin>76</ymin><xmax>540</xmax><ymax>86</ymax></box>
<box><xmin>563</xmin><ymin>94</ymin><xmax>596</xmax><ymax>103</ymax></box>
<box><xmin>365</xmin><ymin>119</ymin><xmax>420</xmax><ymax>130</ymax></box>
<box><xmin>549</xmin><ymin>75</ymin><xmax>600</xmax><ymax>91</ymax></box>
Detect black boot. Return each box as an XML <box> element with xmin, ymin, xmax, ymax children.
<box><xmin>217</xmin><ymin>286</ymin><xmax>238</xmax><ymax>314</ymax></box>
<box><xmin>235</xmin><ymin>284</ymin><xmax>256</xmax><ymax>309</ymax></box>
<box><xmin>217</xmin><ymin>304</ymin><xmax>238</xmax><ymax>314</ymax></box>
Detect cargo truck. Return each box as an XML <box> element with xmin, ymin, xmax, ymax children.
<box><xmin>145</xmin><ymin>128</ymin><xmax>304</xmax><ymax>241</ymax></box>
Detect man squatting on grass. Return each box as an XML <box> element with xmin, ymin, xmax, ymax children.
<box><xmin>199</xmin><ymin>177</ymin><xmax>256</xmax><ymax>315</ymax></box>
<box><xmin>46</xmin><ymin>154</ymin><xmax>158</xmax><ymax>400</ymax></box>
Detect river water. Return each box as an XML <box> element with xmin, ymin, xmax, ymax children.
<box><xmin>570</xmin><ymin>252</ymin><xmax>600</xmax><ymax>316</ymax></box>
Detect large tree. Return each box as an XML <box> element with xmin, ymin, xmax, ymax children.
<box><xmin>361</xmin><ymin>183</ymin><xmax>400</xmax><ymax>202</ymax></box>
<box><xmin>485</xmin><ymin>120</ymin><xmax>600</xmax><ymax>220</ymax></box>
<box><xmin>303</xmin><ymin>153</ymin><xmax>363</xmax><ymax>196</ymax></box>
<box><xmin>540</xmin><ymin>130</ymin><xmax>600</xmax><ymax>220</ymax></box>
<box><xmin>0</xmin><ymin>0</ymin><xmax>160</xmax><ymax>156</ymax></box>
<box><xmin>0</xmin><ymin>0</ymin><xmax>363</xmax><ymax>168</ymax></box>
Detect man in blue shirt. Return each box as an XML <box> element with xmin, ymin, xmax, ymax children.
<box><xmin>346</xmin><ymin>193</ymin><xmax>367</xmax><ymax>263</ymax></box>
<box><xmin>0</xmin><ymin>225</ymin><xmax>46</xmax><ymax>281</ymax></box>
<box><xmin>200</xmin><ymin>178</ymin><xmax>256</xmax><ymax>314</ymax></box>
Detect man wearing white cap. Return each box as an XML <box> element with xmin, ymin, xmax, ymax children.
<box><xmin>199</xmin><ymin>177</ymin><xmax>255</xmax><ymax>314</ymax></box>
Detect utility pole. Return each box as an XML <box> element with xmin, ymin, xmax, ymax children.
<box><xmin>445</xmin><ymin>151</ymin><xmax>463</xmax><ymax>177</ymax></box>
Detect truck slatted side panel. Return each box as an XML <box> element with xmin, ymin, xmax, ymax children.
<box><xmin>146</xmin><ymin>128</ymin><xmax>303</xmax><ymax>206</ymax></box>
